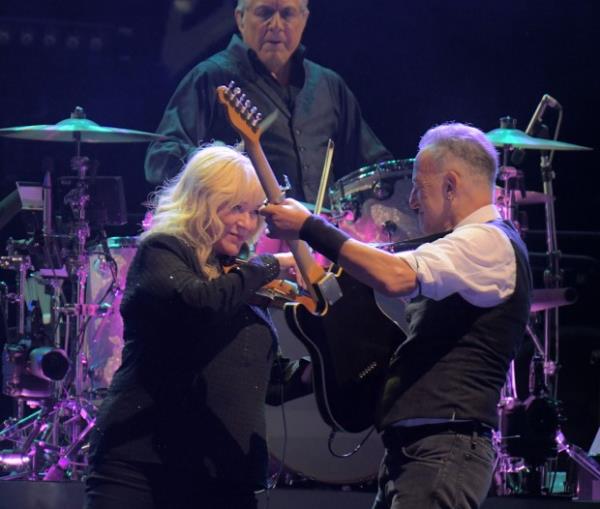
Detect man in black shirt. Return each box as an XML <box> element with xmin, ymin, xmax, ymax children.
<box><xmin>145</xmin><ymin>0</ymin><xmax>391</xmax><ymax>202</ymax></box>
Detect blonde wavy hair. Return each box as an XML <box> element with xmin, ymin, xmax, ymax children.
<box><xmin>142</xmin><ymin>144</ymin><xmax>266</xmax><ymax>279</ymax></box>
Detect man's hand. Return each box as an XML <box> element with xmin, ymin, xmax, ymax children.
<box><xmin>260</xmin><ymin>198</ymin><xmax>312</xmax><ymax>240</ymax></box>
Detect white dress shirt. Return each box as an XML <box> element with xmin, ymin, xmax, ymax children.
<box><xmin>395</xmin><ymin>205</ymin><xmax>517</xmax><ymax>307</ymax></box>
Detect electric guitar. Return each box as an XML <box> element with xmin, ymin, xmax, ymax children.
<box><xmin>217</xmin><ymin>82</ymin><xmax>405</xmax><ymax>433</ymax></box>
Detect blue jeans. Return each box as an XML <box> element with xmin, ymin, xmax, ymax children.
<box><xmin>372</xmin><ymin>426</ymin><xmax>494</xmax><ymax>509</ymax></box>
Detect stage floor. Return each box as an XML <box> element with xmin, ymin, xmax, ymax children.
<box><xmin>0</xmin><ymin>481</ymin><xmax>599</xmax><ymax>509</ymax></box>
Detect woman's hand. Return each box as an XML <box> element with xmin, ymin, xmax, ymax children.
<box><xmin>273</xmin><ymin>251</ymin><xmax>306</xmax><ymax>289</ymax></box>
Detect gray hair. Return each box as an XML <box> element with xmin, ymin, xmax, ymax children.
<box><xmin>417</xmin><ymin>122</ymin><xmax>499</xmax><ymax>184</ymax></box>
<box><xmin>235</xmin><ymin>0</ymin><xmax>309</xmax><ymax>13</ymax></box>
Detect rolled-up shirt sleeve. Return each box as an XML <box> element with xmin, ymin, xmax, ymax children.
<box><xmin>395</xmin><ymin>224</ymin><xmax>517</xmax><ymax>307</ymax></box>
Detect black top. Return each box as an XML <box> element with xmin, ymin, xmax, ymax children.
<box><xmin>377</xmin><ymin>220</ymin><xmax>532</xmax><ymax>430</ymax></box>
<box><xmin>144</xmin><ymin>35</ymin><xmax>392</xmax><ymax>201</ymax></box>
<box><xmin>89</xmin><ymin>233</ymin><xmax>307</xmax><ymax>490</ymax></box>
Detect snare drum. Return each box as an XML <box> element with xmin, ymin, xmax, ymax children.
<box><xmin>330</xmin><ymin>160</ymin><xmax>421</xmax><ymax>243</ymax></box>
<box><xmin>85</xmin><ymin>236</ymin><xmax>138</xmax><ymax>392</ymax></box>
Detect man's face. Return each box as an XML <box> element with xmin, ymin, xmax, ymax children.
<box><xmin>409</xmin><ymin>150</ymin><xmax>453</xmax><ymax>234</ymax></box>
<box><xmin>236</xmin><ymin>0</ymin><xmax>308</xmax><ymax>74</ymax></box>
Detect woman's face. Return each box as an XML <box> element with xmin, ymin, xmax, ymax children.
<box><xmin>213</xmin><ymin>201</ymin><xmax>261</xmax><ymax>256</ymax></box>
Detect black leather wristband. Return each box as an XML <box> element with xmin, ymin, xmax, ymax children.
<box><xmin>299</xmin><ymin>215</ymin><xmax>350</xmax><ymax>264</ymax></box>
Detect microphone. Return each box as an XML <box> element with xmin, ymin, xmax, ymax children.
<box><xmin>525</xmin><ymin>94</ymin><xmax>561</xmax><ymax>135</ymax></box>
<box><xmin>511</xmin><ymin>94</ymin><xmax>561</xmax><ymax>165</ymax></box>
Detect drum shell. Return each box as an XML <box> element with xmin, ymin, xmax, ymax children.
<box><xmin>85</xmin><ymin>237</ymin><xmax>138</xmax><ymax>392</ymax></box>
<box><xmin>330</xmin><ymin>159</ymin><xmax>421</xmax><ymax>244</ymax></box>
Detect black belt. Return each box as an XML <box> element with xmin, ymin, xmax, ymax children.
<box><xmin>382</xmin><ymin>421</ymin><xmax>493</xmax><ymax>448</ymax></box>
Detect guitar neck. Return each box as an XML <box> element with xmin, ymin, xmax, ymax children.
<box><xmin>245</xmin><ymin>142</ymin><xmax>327</xmax><ymax>293</ymax></box>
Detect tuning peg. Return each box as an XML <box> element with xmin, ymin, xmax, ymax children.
<box><xmin>246</xmin><ymin>105</ymin><xmax>257</xmax><ymax>121</ymax></box>
<box><xmin>251</xmin><ymin>112</ymin><xmax>263</xmax><ymax>127</ymax></box>
<box><xmin>235</xmin><ymin>92</ymin><xmax>247</xmax><ymax>110</ymax></box>
<box><xmin>241</xmin><ymin>99</ymin><xmax>252</xmax><ymax>114</ymax></box>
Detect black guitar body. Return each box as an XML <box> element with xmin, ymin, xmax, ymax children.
<box><xmin>284</xmin><ymin>269</ymin><xmax>406</xmax><ymax>433</ymax></box>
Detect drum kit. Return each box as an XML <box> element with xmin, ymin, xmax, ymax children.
<box><xmin>483</xmin><ymin>117</ymin><xmax>599</xmax><ymax>496</ymax></box>
<box><xmin>0</xmin><ymin>107</ymin><xmax>164</xmax><ymax>480</ymax></box>
<box><xmin>0</xmin><ymin>101</ymin><xmax>597</xmax><ymax>496</ymax></box>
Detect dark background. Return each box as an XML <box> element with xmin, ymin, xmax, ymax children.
<box><xmin>1</xmin><ymin>0</ymin><xmax>599</xmax><ymax>451</ymax></box>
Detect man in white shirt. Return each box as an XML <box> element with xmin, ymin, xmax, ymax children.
<box><xmin>261</xmin><ymin>122</ymin><xmax>532</xmax><ymax>509</ymax></box>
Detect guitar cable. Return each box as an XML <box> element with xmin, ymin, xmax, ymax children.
<box><xmin>264</xmin><ymin>354</ymin><xmax>289</xmax><ymax>507</ymax></box>
<box><xmin>327</xmin><ymin>426</ymin><xmax>376</xmax><ymax>458</ymax></box>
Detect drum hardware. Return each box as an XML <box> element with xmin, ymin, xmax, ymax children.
<box><xmin>495</xmin><ymin>165</ymin><xmax>551</xmax><ymax>236</ymax></box>
<box><xmin>381</xmin><ymin>220</ymin><xmax>397</xmax><ymax>242</ymax></box>
<box><xmin>0</xmin><ymin>395</ymin><xmax>97</xmax><ymax>480</ymax></box>
<box><xmin>490</xmin><ymin>107</ymin><xmax>599</xmax><ymax>496</ymax></box>
<box><xmin>0</xmin><ymin>108</ymin><xmax>153</xmax><ymax>481</ymax></box>
<box><xmin>55</xmin><ymin>303</ymin><xmax>114</xmax><ymax>318</ymax></box>
<box><xmin>371</xmin><ymin>179</ymin><xmax>393</xmax><ymax>201</ymax></box>
<box><xmin>2</xmin><ymin>339</ymin><xmax>70</xmax><ymax>399</ymax></box>
<box><xmin>0</xmin><ymin>281</ymin><xmax>8</xmax><ymax>341</ymax></box>
<box><xmin>530</xmin><ymin>287</ymin><xmax>577</xmax><ymax>313</ymax></box>
<box><xmin>0</xmin><ymin>256</ymin><xmax>109</xmax><ymax>478</ymax></box>
<box><xmin>339</xmin><ymin>198</ymin><xmax>361</xmax><ymax>222</ymax></box>
<box><xmin>0</xmin><ymin>236</ymin><xmax>123</xmax><ymax>477</ymax></box>
<box><xmin>0</xmin><ymin>255</ymin><xmax>32</xmax><ymax>337</ymax></box>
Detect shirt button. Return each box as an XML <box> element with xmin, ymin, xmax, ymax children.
<box><xmin>299</xmin><ymin>146</ymin><xmax>305</xmax><ymax>152</ymax></box>
<box><xmin>295</xmin><ymin>129</ymin><xmax>301</xmax><ymax>135</ymax></box>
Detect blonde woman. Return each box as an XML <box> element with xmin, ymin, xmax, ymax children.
<box><xmin>85</xmin><ymin>144</ymin><xmax>308</xmax><ymax>509</ymax></box>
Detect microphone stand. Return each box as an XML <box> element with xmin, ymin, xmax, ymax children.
<box><xmin>524</xmin><ymin>96</ymin><xmax>565</xmax><ymax>398</ymax></box>
<box><xmin>526</xmin><ymin>98</ymin><xmax>599</xmax><ymax>497</ymax></box>
<box><xmin>539</xmin><ymin>150</ymin><xmax>561</xmax><ymax>397</ymax></box>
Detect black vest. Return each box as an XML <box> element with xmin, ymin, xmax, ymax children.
<box><xmin>376</xmin><ymin>220</ymin><xmax>532</xmax><ymax>430</ymax></box>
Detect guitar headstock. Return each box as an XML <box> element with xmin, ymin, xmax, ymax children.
<box><xmin>216</xmin><ymin>81</ymin><xmax>277</xmax><ymax>144</ymax></box>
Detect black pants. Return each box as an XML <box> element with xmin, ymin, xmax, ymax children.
<box><xmin>372</xmin><ymin>423</ymin><xmax>495</xmax><ymax>509</ymax></box>
<box><xmin>85</xmin><ymin>458</ymin><xmax>258</xmax><ymax>509</ymax></box>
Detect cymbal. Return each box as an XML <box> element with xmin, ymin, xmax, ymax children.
<box><xmin>486</xmin><ymin>128</ymin><xmax>592</xmax><ymax>151</ymax></box>
<box><xmin>0</xmin><ymin>117</ymin><xmax>166</xmax><ymax>143</ymax></box>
